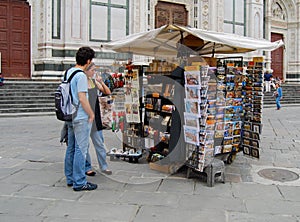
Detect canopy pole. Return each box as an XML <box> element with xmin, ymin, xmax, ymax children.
<box><xmin>212</xmin><ymin>43</ymin><xmax>216</xmax><ymax>57</ymax></box>
<box><xmin>180</xmin><ymin>31</ymin><xmax>184</xmax><ymax>44</ymax></box>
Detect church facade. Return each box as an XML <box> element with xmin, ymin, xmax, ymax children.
<box><xmin>0</xmin><ymin>0</ymin><xmax>299</xmax><ymax>82</ymax></box>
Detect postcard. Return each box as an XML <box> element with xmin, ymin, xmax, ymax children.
<box><xmin>184</xmin><ymin>112</ymin><xmax>200</xmax><ymax>129</ymax></box>
<box><xmin>251</xmin><ymin>147</ymin><xmax>260</xmax><ymax>158</ymax></box>
<box><xmin>215</xmin><ymin>122</ymin><xmax>225</xmax><ymax>131</ymax></box>
<box><xmin>223</xmin><ymin>144</ymin><xmax>233</xmax><ymax>153</ymax></box>
<box><xmin>233</xmin><ymin>129</ymin><xmax>241</xmax><ymax>136</ymax></box>
<box><xmin>252</xmin><ymin>123</ymin><xmax>262</xmax><ymax>134</ymax></box>
<box><xmin>243</xmin><ymin>121</ymin><xmax>252</xmax><ymax>131</ymax></box>
<box><xmin>185</xmin><ymin>71</ymin><xmax>201</xmax><ymax>86</ymax></box>
<box><xmin>183</xmin><ymin>126</ymin><xmax>199</xmax><ymax>145</ymax></box>
<box><xmin>233</xmin><ymin>135</ymin><xmax>241</xmax><ymax>144</ymax></box>
<box><xmin>185</xmin><ymin>99</ymin><xmax>201</xmax><ymax>116</ymax></box>
<box><xmin>223</xmin><ymin>137</ymin><xmax>233</xmax><ymax>145</ymax></box>
<box><xmin>243</xmin><ymin>145</ymin><xmax>251</xmax><ymax>155</ymax></box>
<box><xmin>215</xmin><ymin>130</ymin><xmax>225</xmax><ymax>138</ymax></box>
<box><xmin>234</xmin><ymin>121</ymin><xmax>241</xmax><ymax>129</ymax></box>
<box><xmin>185</xmin><ymin>85</ymin><xmax>201</xmax><ymax>100</ymax></box>
<box><xmin>214</xmin><ymin>146</ymin><xmax>223</xmax><ymax>155</ymax></box>
<box><xmin>224</xmin><ymin>129</ymin><xmax>233</xmax><ymax>137</ymax></box>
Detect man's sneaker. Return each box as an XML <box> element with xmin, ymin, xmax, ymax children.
<box><xmin>73</xmin><ymin>182</ymin><xmax>97</xmax><ymax>191</ymax></box>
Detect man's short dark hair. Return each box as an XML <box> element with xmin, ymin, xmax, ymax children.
<box><xmin>76</xmin><ymin>47</ymin><xmax>95</xmax><ymax>66</ymax></box>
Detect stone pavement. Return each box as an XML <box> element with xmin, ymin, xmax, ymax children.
<box><xmin>0</xmin><ymin>106</ymin><xmax>300</xmax><ymax>222</ymax></box>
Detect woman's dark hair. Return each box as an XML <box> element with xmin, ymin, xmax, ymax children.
<box><xmin>76</xmin><ymin>47</ymin><xmax>95</xmax><ymax>66</ymax></box>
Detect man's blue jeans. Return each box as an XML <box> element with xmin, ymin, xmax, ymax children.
<box><xmin>64</xmin><ymin>121</ymin><xmax>75</xmax><ymax>185</ymax></box>
<box><xmin>66</xmin><ymin>119</ymin><xmax>92</xmax><ymax>188</ymax></box>
<box><xmin>85</xmin><ymin>129</ymin><xmax>108</xmax><ymax>172</ymax></box>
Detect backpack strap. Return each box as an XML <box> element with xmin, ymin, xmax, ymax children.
<box><xmin>63</xmin><ymin>69</ymin><xmax>84</xmax><ymax>108</ymax></box>
<box><xmin>63</xmin><ymin>69</ymin><xmax>83</xmax><ymax>82</ymax></box>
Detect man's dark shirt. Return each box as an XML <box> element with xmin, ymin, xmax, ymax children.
<box><xmin>264</xmin><ymin>73</ymin><xmax>273</xmax><ymax>81</ymax></box>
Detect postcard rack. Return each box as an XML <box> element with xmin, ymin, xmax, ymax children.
<box><xmin>184</xmin><ymin>57</ymin><xmax>264</xmax><ymax>175</ymax></box>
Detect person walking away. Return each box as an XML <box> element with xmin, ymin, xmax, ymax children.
<box><xmin>264</xmin><ymin>71</ymin><xmax>273</xmax><ymax>92</ymax></box>
<box><xmin>274</xmin><ymin>83</ymin><xmax>283</xmax><ymax>110</ymax></box>
<box><xmin>64</xmin><ymin>46</ymin><xmax>97</xmax><ymax>191</ymax></box>
<box><xmin>84</xmin><ymin>62</ymin><xmax>112</xmax><ymax>176</ymax></box>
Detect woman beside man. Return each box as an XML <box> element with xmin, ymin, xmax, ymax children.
<box><xmin>85</xmin><ymin>62</ymin><xmax>112</xmax><ymax>176</ymax></box>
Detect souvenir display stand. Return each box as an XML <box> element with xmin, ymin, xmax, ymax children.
<box><xmin>107</xmin><ymin>56</ymin><xmax>264</xmax><ymax>182</ymax></box>
<box><xmin>101</xmin><ymin>24</ymin><xmax>284</xmax><ymax>186</ymax></box>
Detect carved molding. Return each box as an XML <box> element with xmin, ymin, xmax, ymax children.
<box><xmin>271</xmin><ymin>1</ymin><xmax>286</xmax><ymax>20</ymax></box>
<box><xmin>217</xmin><ymin>0</ymin><xmax>223</xmax><ymax>32</ymax></box>
<box><xmin>202</xmin><ymin>0</ymin><xmax>209</xmax><ymax>30</ymax></box>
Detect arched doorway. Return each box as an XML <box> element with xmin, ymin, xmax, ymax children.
<box><xmin>0</xmin><ymin>0</ymin><xmax>31</xmax><ymax>79</ymax></box>
<box><xmin>271</xmin><ymin>33</ymin><xmax>284</xmax><ymax>80</ymax></box>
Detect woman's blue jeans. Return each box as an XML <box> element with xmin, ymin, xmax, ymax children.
<box><xmin>85</xmin><ymin>129</ymin><xmax>108</xmax><ymax>171</ymax></box>
<box><xmin>276</xmin><ymin>96</ymin><xmax>281</xmax><ymax>109</ymax></box>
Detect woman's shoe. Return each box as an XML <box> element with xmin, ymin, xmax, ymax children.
<box><xmin>101</xmin><ymin>169</ymin><xmax>112</xmax><ymax>175</ymax></box>
<box><xmin>85</xmin><ymin>171</ymin><xmax>96</xmax><ymax>176</ymax></box>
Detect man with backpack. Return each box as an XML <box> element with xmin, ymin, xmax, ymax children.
<box><xmin>64</xmin><ymin>46</ymin><xmax>97</xmax><ymax>191</ymax></box>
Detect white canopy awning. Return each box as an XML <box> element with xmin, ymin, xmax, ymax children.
<box><xmin>101</xmin><ymin>24</ymin><xmax>284</xmax><ymax>58</ymax></box>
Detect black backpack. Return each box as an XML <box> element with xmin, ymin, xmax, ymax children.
<box><xmin>55</xmin><ymin>69</ymin><xmax>82</xmax><ymax>121</ymax></box>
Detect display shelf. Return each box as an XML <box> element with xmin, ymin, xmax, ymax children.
<box><xmin>143</xmin><ymin>63</ymin><xmax>184</xmax><ymax>163</ymax></box>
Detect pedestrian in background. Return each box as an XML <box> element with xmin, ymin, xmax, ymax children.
<box><xmin>264</xmin><ymin>71</ymin><xmax>273</xmax><ymax>92</ymax></box>
<box><xmin>64</xmin><ymin>46</ymin><xmax>97</xmax><ymax>191</ymax></box>
<box><xmin>0</xmin><ymin>73</ymin><xmax>4</xmax><ymax>86</ymax></box>
<box><xmin>274</xmin><ymin>82</ymin><xmax>283</xmax><ymax>110</ymax></box>
<box><xmin>84</xmin><ymin>62</ymin><xmax>113</xmax><ymax>176</ymax></box>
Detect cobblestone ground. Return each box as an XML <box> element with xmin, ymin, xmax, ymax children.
<box><xmin>0</xmin><ymin>106</ymin><xmax>299</xmax><ymax>221</ymax></box>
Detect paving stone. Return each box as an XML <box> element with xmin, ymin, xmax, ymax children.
<box><xmin>157</xmin><ymin>178</ymin><xmax>195</xmax><ymax>194</ymax></box>
<box><xmin>231</xmin><ymin>183</ymin><xmax>283</xmax><ymax>200</ymax></box>
<box><xmin>0</xmin><ymin>167</ymin><xmax>22</xmax><ymax>180</ymax></box>
<box><xmin>0</xmin><ymin>183</ymin><xmax>26</xmax><ymax>196</ymax></box>
<box><xmin>0</xmin><ymin>215</ymin><xmax>45</xmax><ymax>222</ymax></box>
<box><xmin>119</xmin><ymin>190</ymin><xmax>180</xmax><ymax>207</ymax></box>
<box><xmin>225</xmin><ymin>173</ymin><xmax>242</xmax><ymax>183</ymax></box>
<box><xmin>79</xmin><ymin>190</ymin><xmax>124</xmax><ymax>203</ymax></box>
<box><xmin>3</xmin><ymin>168</ymin><xmax>63</xmax><ymax>186</ymax></box>
<box><xmin>41</xmin><ymin>200</ymin><xmax>138</xmax><ymax>221</ymax></box>
<box><xmin>134</xmin><ymin>206</ymin><xmax>226</xmax><ymax>222</ymax></box>
<box><xmin>227</xmin><ymin>211</ymin><xmax>298</xmax><ymax>222</ymax></box>
<box><xmin>194</xmin><ymin>182</ymin><xmax>233</xmax><ymax>198</ymax></box>
<box><xmin>0</xmin><ymin>157</ymin><xmax>27</xmax><ymax>168</ymax></box>
<box><xmin>0</xmin><ymin>196</ymin><xmax>52</xmax><ymax>216</ymax></box>
<box><xmin>278</xmin><ymin>185</ymin><xmax>300</xmax><ymax>201</ymax></box>
<box><xmin>245</xmin><ymin>198</ymin><xmax>300</xmax><ymax>216</ymax></box>
<box><xmin>179</xmin><ymin>195</ymin><xmax>246</xmax><ymax>212</ymax></box>
<box><xmin>14</xmin><ymin>184</ymin><xmax>82</xmax><ymax>201</ymax></box>
<box><xmin>124</xmin><ymin>180</ymin><xmax>161</xmax><ymax>192</ymax></box>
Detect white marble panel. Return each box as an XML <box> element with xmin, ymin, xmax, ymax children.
<box><xmin>111</xmin><ymin>7</ymin><xmax>127</xmax><ymax>40</ymax></box>
<box><xmin>91</xmin><ymin>5</ymin><xmax>108</xmax><ymax>40</ymax></box>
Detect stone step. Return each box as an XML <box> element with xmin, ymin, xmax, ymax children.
<box><xmin>0</xmin><ymin>99</ymin><xmax>53</xmax><ymax>104</ymax></box>
<box><xmin>0</xmin><ymin>107</ymin><xmax>55</xmax><ymax>113</ymax></box>
<box><xmin>0</xmin><ymin>92</ymin><xmax>54</xmax><ymax>97</ymax></box>
<box><xmin>0</xmin><ymin>81</ymin><xmax>299</xmax><ymax>114</ymax></box>
<box><xmin>0</xmin><ymin>103</ymin><xmax>54</xmax><ymax>109</ymax></box>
